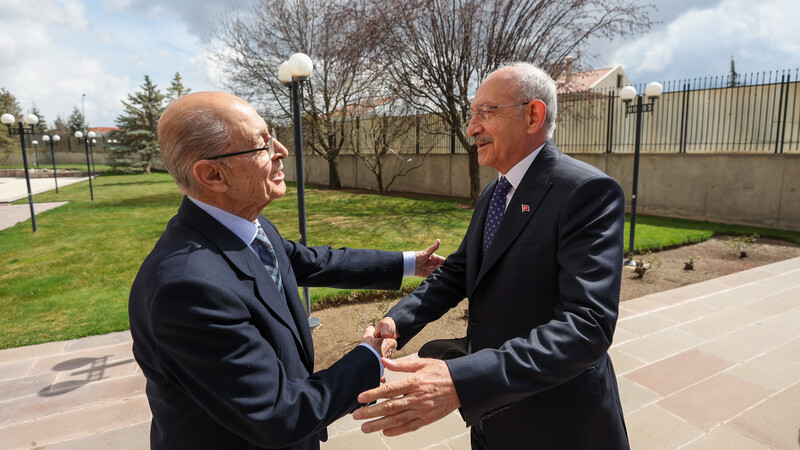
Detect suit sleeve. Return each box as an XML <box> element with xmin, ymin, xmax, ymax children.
<box><xmin>149</xmin><ymin>278</ymin><xmax>380</xmax><ymax>449</ymax></box>
<box><xmin>447</xmin><ymin>176</ymin><xmax>625</xmax><ymax>425</ymax></box>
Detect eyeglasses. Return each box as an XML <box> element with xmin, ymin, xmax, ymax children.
<box><xmin>206</xmin><ymin>131</ymin><xmax>275</xmax><ymax>160</ymax></box>
<box><xmin>466</xmin><ymin>101</ymin><xmax>531</xmax><ymax>122</ymax></box>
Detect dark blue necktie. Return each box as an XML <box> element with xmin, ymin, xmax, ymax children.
<box><xmin>482</xmin><ymin>177</ymin><xmax>512</xmax><ymax>256</ymax></box>
<box><xmin>253</xmin><ymin>225</ymin><xmax>283</xmax><ymax>294</ymax></box>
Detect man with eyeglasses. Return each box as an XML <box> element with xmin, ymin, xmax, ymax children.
<box><xmin>129</xmin><ymin>91</ymin><xmax>444</xmax><ymax>449</ymax></box>
<box><xmin>355</xmin><ymin>63</ymin><xmax>629</xmax><ymax>448</ymax></box>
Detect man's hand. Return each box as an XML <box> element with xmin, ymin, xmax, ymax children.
<box><xmin>373</xmin><ymin>317</ymin><xmax>398</xmax><ymax>340</ymax></box>
<box><xmin>352</xmin><ymin>357</ymin><xmax>461</xmax><ymax>436</ymax></box>
<box><xmin>414</xmin><ymin>239</ymin><xmax>445</xmax><ymax>278</ymax></box>
<box><xmin>361</xmin><ymin>326</ymin><xmax>396</xmax><ymax>359</ymax></box>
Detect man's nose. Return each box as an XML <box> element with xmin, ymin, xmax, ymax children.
<box><xmin>466</xmin><ymin>116</ymin><xmax>481</xmax><ymax>137</ymax></box>
<box><xmin>273</xmin><ymin>139</ymin><xmax>289</xmax><ymax>159</ymax></box>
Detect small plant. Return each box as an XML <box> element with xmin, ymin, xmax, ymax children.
<box><xmin>725</xmin><ymin>233</ymin><xmax>759</xmax><ymax>258</ymax></box>
<box><xmin>352</xmin><ymin>296</ymin><xmax>392</xmax><ymax>333</ymax></box>
<box><xmin>633</xmin><ymin>250</ymin><xmax>661</xmax><ymax>278</ymax></box>
<box><xmin>683</xmin><ymin>255</ymin><xmax>701</xmax><ymax>271</ymax></box>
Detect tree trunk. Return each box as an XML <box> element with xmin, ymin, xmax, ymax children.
<box><xmin>327</xmin><ymin>157</ymin><xmax>341</xmax><ymax>190</ymax></box>
<box><xmin>467</xmin><ymin>144</ymin><xmax>480</xmax><ymax>207</ymax></box>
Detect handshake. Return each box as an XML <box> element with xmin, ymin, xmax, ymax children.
<box><xmin>353</xmin><ymin>318</ymin><xmax>462</xmax><ymax>437</ymax></box>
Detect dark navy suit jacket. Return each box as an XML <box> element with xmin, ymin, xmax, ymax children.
<box><xmin>387</xmin><ymin>141</ymin><xmax>630</xmax><ymax>449</ymax></box>
<box><xmin>129</xmin><ymin>197</ymin><xmax>403</xmax><ymax>449</ymax></box>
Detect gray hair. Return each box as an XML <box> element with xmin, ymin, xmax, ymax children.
<box><xmin>159</xmin><ymin>108</ymin><xmax>232</xmax><ymax>195</ymax></box>
<box><xmin>497</xmin><ymin>61</ymin><xmax>558</xmax><ymax>139</ymax></box>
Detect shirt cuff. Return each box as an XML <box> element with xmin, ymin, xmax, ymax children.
<box><xmin>402</xmin><ymin>251</ymin><xmax>415</xmax><ymax>277</ymax></box>
<box><xmin>358</xmin><ymin>343</ymin><xmax>384</xmax><ymax>378</ymax></box>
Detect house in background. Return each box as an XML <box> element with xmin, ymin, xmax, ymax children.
<box><xmin>556</xmin><ymin>57</ymin><xmax>631</xmax><ymax>95</ymax></box>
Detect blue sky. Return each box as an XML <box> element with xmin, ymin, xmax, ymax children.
<box><xmin>2</xmin><ymin>0</ymin><xmax>799</xmax><ymax>127</ymax></box>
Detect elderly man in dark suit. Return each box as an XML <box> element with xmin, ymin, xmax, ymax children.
<box><xmin>128</xmin><ymin>91</ymin><xmax>443</xmax><ymax>450</ymax></box>
<box><xmin>354</xmin><ymin>63</ymin><xmax>629</xmax><ymax>449</ymax></box>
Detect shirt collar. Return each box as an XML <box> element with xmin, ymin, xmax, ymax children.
<box><xmin>500</xmin><ymin>142</ymin><xmax>546</xmax><ymax>190</ymax></box>
<box><xmin>187</xmin><ymin>196</ymin><xmax>259</xmax><ymax>247</ymax></box>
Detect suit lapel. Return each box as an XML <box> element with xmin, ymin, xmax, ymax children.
<box><xmin>179</xmin><ymin>198</ymin><xmax>307</xmax><ymax>366</ymax></box>
<box><xmin>474</xmin><ymin>143</ymin><xmax>559</xmax><ymax>289</ymax></box>
<box><xmin>259</xmin><ymin>218</ymin><xmax>314</xmax><ymax>371</ymax></box>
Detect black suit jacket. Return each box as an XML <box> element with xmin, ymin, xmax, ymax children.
<box><xmin>129</xmin><ymin>197</ymin><xmax>403</xmax><ymax>449</ymax></box>
<box><xmin>387</xmin><ymin>141</ymin><xmax>629</xmax><ymax>448</ymax></box>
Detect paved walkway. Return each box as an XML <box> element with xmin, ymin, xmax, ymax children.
<box><xmin>0</xmin><ymin>176</ymin><xmax>89</xmax><ymax>231</ymax></box>
<box><xmin>1</xmin><ymin>257</ymin><xmax>799</xmax><ymax>449</ymax></box>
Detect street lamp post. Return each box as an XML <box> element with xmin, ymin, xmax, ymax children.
<box><xmin>620</xmin><ymin>82</ymin><xmax>663</xmax><ymax>265</ymax></box>
<box><xmin>32</xmin><ymin>140</ymin><xmax>40</xmax><ymax>169</ymax></box>
<box><xmin>1</xmin><ymin>113</ymin><xmax>39</xmax><ymax>232</ymax></box>
<box><xmin>278</xmin><ymin>53</ymin><xmax>320</xmax><ymax>328</ymax></box>
<box><xmin>90</xmin><ymin>137</ymin><xmax>97</xmax><ymax>176</ymax></box>
<box><xmin>42</xmin><ymin>134</ymin><xmax>61</xmax><ymax>193</ymax></box>
<box><xmin>74</xmin><ymin>130</ymin><xmax>96</xmax><ymax>200</ymax></box>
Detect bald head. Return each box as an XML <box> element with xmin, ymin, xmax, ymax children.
<box><xmin>159</xmin><ymin>92</ymin><xmax>251</xmax><ymax>195</ymax></box>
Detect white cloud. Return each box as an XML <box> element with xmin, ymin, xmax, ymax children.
<box><xmin>608</xmin><ymin>0</ymin><xmax>800</xmax><ymax>82</ymax></box>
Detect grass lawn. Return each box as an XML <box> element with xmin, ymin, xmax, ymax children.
<box><xmin>1</xmin><ymin>172</ymin><xmax>798</xmax><ymax>349</ymax></box>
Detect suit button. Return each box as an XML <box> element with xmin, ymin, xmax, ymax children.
<box><xmin>469</xmin><ymin>316</ymin><xmax>479</xmax><ymax>326</ymax></box>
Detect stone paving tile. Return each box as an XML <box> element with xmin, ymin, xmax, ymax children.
<box><xmin>772</xmin><ymin>337</ymin><xmax>800</xmax><ymax>365</ymax></box>
<box><xmin>755</xmin><ymin>308</ymin><xmax>800</xmax><ymax>341</ymax></box>
<box><xmin>697</xmin><ymin>290</ymin><xmax>757</xmax><ymax>310</ymax></box>
<box><xmin>379</xmin><ymin>412</ymin><xmax>467</xmax><ymax>450</ymax></box>
<box><xmin>655</xmin><ymin>300</ymin><xmax>718</xmax><ymax>324</ymax></box>
<box><xmin>44</xmin><ymin>420</ymin><xmax>150</xmax><ymax>450</ymax></box>
<box><xmin>0</xmin><ymin>359</ymin><xmax>36</xmax><ymax>383</ymax></box>
<box><xmin>0</xmin><ymin>341</ymin><xmax>66</xmax><ymax>365</ymax></box>
<box><xmin>723</xmin><ymin>282</ymin><xmax>789</xmax><ymax>303</ymax></box>
<box><xmin>607</xmin><ymin>348</ymin><xmax>647</xmax><ymax>375</ymax></box>
<box><xmin>619</xmin><ymin>296</ymin><xmax>668</xmax><ymax>314</ymax></box>
<box><xmin>616</xmin><ymin>313</ymin><xmax>677</xmax><ymax>338</ymax></box>
<box><xmin>741</xmin><ymin>289</ymin><xmax>799</xmax><ymax>317</ymax></box>
<box><xmin>710</xmin><ymin>268</ymin><xmax>778</xmax><ymax>287</ymax></box>
<box><xmin>444</xmin><ymin>432</ymin><xmax>471</xmax><ymax>449</ymax></box>
<box><xmin>617</xmin><ymin>305</ymin><xmax>637</xmax><ymax>320</ymax></box>
<box><xmin>625</xmin><ymin>348</ymin><xmax>735</xmax><ymax>396</ymax></box>
<box><xmin>0</xmin><ymin>375</ymin><xmax>145</xmax><ymax>427</ymax></box>
<box><xmin>27</xmin><ymin>342</ymin><xmax>134</xmax><ymax>377</ymax></box>
<box><xmin>51</xmin><ymin>354</ymin><xmax>138</xmax><ymax>389</ymax></box>
<box><xmin>729</xmin><ymin>382</ymin><xmax>800</xmax><ymax>450</ymax></box>
<box><xmin>697</xmin><ymin>323</ymin><xmax>789</xmax><ymax>363</ymax></box>
<box><xmin>615</xmin><ymin>327</ymin><xmax>703</xmax><ymax>364</ymax></box>
<box><xmin>610</xmin><ymin>326</ymin><xmax>638</xmax><ymax>346</ymax></box>
<box><xmin>62</xmin><ymin>331</ymin><xmax>132</xmax><ymax>353</ymax></box>
<box><xmin>0</xmin><ymin>372</ymin><xmax>57</xmax><ymax>402</ymax></box>
<box><xmin>322</xmin><ymin>430</ymin><xmax>390</xmax><ymax>449</ymax></box>
<box><xmin>616</xmin><ymin>376</ymin><xmax>661</xmax><ymax>415</ymax></box>
<box><xmin>657</xmin><ymin>373</ymin><xmax>773</xmax><ymax>431</ymax></box>
<box><xmin>678</xmin><ymin>306</ymin><xmax>771</xmax><ymax>341</ymax></box>
<box><xmin>0</xmin><ymin>396</ymin><xmax>151</xmax><ymax>449</ymax></box>
<box><xmin>625</xmin><ymin>405</ymin><xmax>704</xmax><ymax>450</ymax></box>
<box><xmin>682</xmin><ymin>425</ymin><xmax>772</xmax><ymax>449</ymax></box>
<box><xmin>726</xmin><ymin>353</ymin><xmax>800</xmax><ymax>392</ymax></box>
<box><xmin>753</xmin><ymin>258</ymin><xmax>800</xmax><ymax>274</ymax></box>
<box><xmin>654</xmin><ymin>280</ymin><xmax>730</xmax><ymax>302</ymax></box>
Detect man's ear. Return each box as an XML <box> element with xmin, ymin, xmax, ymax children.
<box><xmin>526</xmin><ymin>99</ymin><xmax>547</xmax><ymax>136</ymax></box>
<box><xmin>192</xmin><ymin>160</ymin><xmax>229</xmax><ymax>193</ymax></box>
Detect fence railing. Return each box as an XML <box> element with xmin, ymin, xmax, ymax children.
<box><xmin>276</xmin><ymin>68</ymin><xmax>800</xmax><ymax>156</ymax></box>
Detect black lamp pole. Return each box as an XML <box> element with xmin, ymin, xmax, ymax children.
<box><xmin>89</xmin><ymin>138</ymin><xmax>97</xmax><ymax>177</ymax></box>
<box><xmin>621</xmin><ymin>83</ymin><xmax>661</xmax><ymax>265</ymax></box>
<box><xmin>76</xmin><ymin>132</ymin><xmax>95</xmax><ymax>201</ymax></box>
<box><xmin>3</xmin><ymin>120</ymin><xmax>38</xmax><ymax>232</ymax></box>
<box><xmin>45</xmin><ymin>136</ymin><xmax>60</xmax><ymax>193</ymax></box>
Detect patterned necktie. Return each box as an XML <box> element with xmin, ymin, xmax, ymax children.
<box><xmin>253</xmin><ymin>225</ymin><xmax>283</xmax><ymax>293</ymax></box>
<box><xmin>482</xmin><ymin>176</ymin><xmax>512</xmax><ymax>256</ymax></box>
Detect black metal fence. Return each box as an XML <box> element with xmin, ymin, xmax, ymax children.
<box><xmin>276</xmin><ymin>68</ymin><xmax>800</xmax><ymax>156</ymax></box>
<box><xmin>556</xmin><ymin>68</ymin><xmax>800</xmax><ymax>154</ymax></box>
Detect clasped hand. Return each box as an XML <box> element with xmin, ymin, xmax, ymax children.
<box><xmin>352</xmin><ymin>318</ymin><xmax>461</xmax><ymax>436</ymax></box>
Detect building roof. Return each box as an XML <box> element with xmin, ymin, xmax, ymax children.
<box><xmin>88</xmin><ymin>126</ymin><xmax>121</xmax><ymax>134</ymax></box>
<box><xmin>556</xmin><ymin>68</ymin><xmax>615</xmax><ymax>94</ymax></box>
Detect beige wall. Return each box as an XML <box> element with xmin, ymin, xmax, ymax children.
<box><xmin>285</xmin><ymin>152</ymin><xmax>800</xmax><ymax>232</ymax></box>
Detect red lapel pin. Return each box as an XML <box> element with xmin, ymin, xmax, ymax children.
<box><xmin>521</xmin><ymin>204</ymin><xmax>531</xmax><ymax>213</ymax></box>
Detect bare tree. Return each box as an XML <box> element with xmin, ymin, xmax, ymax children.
<box><xmin>364</xmin><ymin>0</ymin><xmax>653</xmax><ymax>206</ymax></box>
<box><xmin>348</xmin><ymin>97</ymin><xmax>432</xmax><ymax>194</ymax></box>
<box><xmin>210</xmin><ymin>0</ymin><xmax>380</xmax><ymax>189</ymax></box>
